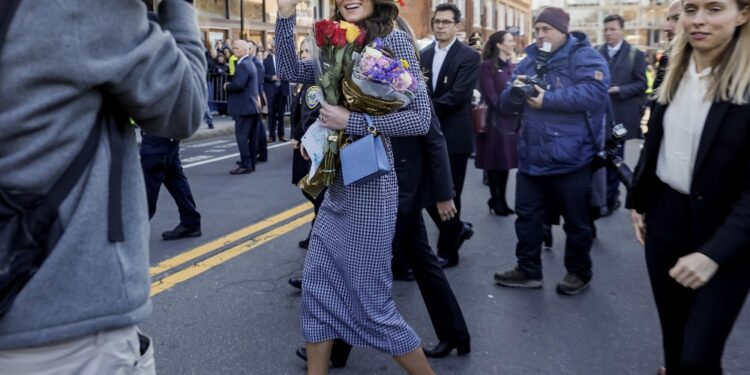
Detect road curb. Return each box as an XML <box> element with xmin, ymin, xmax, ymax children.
<box><xmin>184</xmin><ymin>126</ymin><xmax>235</xmax><ymax>143</ymax></box>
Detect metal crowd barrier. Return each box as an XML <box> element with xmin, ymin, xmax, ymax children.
<box><xmin>207</xmin><ymin>73</ymin><xmax>228</xmax><ymax>105</ymax></box>
<box><xmin>207</xmin><ymin>72</ymin><xmax>292</xmax><ymax>115</ymax></box>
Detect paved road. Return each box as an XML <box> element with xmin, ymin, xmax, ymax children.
<box><xmin>142</xmin><ymin>135</ymin><xmax>750</xmax><ymax>375</ymax></box>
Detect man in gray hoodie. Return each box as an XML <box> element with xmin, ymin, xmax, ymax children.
<box><xmin>0</xmin><ymin>0</ymin><xmax>206</xmax><ymax>372</ymax></box>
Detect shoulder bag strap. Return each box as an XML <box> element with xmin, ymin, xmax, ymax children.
<box><xmin>0</xmin><ymin>0</ymin><xmax>124</xmax><ymax>242</ymax></box>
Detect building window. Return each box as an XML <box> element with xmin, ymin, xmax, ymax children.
<box><xmin>484</xmin><ymin>2</ymin><xmax>493</xmax><ymax>29</ymax></box>
<box><xmin>473</xmin><ymin>0</ymin><xmax>481</xmax><ymax>27</ymax></box>
<box><xmin>195</xmin><ymin>0</ymin><xmax>229</xmax><ymax>19</ymax></box>
<box><xmin>497</xmin><ymin>4</ymin><xmax>506</xmax><ymax>30</ymax></box>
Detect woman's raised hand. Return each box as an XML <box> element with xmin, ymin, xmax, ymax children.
<box><xmin>277</xmin><ymin>0</ymin><xmax>300</xmax><ymax>18</ymax></box>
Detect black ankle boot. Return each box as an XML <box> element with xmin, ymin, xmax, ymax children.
<box><xmin>423</xmin><ymin>336</ymin><xmax>471</xmax><ymax>358</ymax></box>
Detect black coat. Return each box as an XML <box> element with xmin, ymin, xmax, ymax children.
<box><xmin>628</xmin><ymin>101</ymin><xmax>750</xmax><ymax>266</ymax></box>
<box><xmin>597</xmin><ymin>41</ymin><xmax>647</xmax><ymax>139</ymax></box>
<box><xmin>420</xmin><ymin>41</ymin><xmax>480</xmax><ymax>154</ymax></box>
<box><xmin>291</xmin><ymin>84</ymin><xmax>321</xmax><ymax>184</ymax></box>
<box><xmin>392</xmin><ymin>107</ymin><xmax>454</xmax><ymax>213</ymax></box>
<box><xmin>252</xmin><ymin>56</ymin><xmax>265</xmax><ymax>95</ymax></box>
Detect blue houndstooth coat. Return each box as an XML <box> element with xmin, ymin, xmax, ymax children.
<box><xmin>275</xmin><ymin>16</ymin><xmax>432</xmax><ymax>356</ymax></box>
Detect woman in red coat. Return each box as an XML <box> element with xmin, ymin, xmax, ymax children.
<box><xmin>475</xmin><ymin>30</ymin><xmax>518</xmax><ymax>216</ymax></box>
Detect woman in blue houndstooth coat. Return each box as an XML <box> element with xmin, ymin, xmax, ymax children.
<box><xmin>275</xmin><ymin>0</ymin><xmax>435</xmax><ymax>373</ymax></box>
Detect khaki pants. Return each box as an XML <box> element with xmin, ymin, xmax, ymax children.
<box><xmin>0</xmin><ymin>325</ymin><xmax>155</xmax><ymax>375</ymax></box>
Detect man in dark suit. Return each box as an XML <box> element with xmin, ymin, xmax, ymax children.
<box><xmin>420</xmin><ymin>3</ymin><xmax>480</xmax><ymax>268</ymax></box>
<box><xmin>249</xmin><ymin>40</ymin><xmax>268</xmax><ymax>162</ymax></box>
<box><xmin>225</xmin><ymin>40</ymin><xmax>261</xmax><ymax>175</ymax></box>
<box><xmin>597</xmin><ymin>14</ymin><xmax>647</xmax><ymax>213</ymax></box>
<box><xmin>263</xmin><ymin>43</ymin><xmax>290</xmax><ymax>143</ymax></box>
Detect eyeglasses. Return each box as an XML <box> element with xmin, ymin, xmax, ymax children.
<box><xmin>431</xmin><ymin>19</ymin><xmax>457</xmax><ymax>27</ymax></box>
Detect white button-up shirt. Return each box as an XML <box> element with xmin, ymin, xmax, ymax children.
<box><xmin>656</xmin><ymin>57</ymin><xmax>713</xmax><ymax>194</ymax></box>
<box><xmin>432</xmin><ymin>37</ymin><xmax>457</xmax><ymax>91</ymax></box>
<box><xmin>607</xmin><ymin>40</ymin><xmax>623</xmax><ymax>59</ymax></box>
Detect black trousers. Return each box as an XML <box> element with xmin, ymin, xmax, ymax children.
<box><xmin>645</xmin><ymin>181</ymin><xmax>750</xmax><ymax>374</ymax></box>
<box><xmin>140</xmin><ymin>143</ymin><xmax>200</xmax><ymax>229</ymax></box>
<box><xmin>256</xmin><ymin>119</ymin><xmax>268</xmax><ymax>158</ymax></box>
<box><xmin>234</xmin><ymin>115</ymin><xmax>259</xmax><ymax>169</ymax></box>
<box><xmin>514</xmin><ymin>167</ymin><xmax>593</xmax><ymax>281</ymax></box>
<box><xmin>267</xmin><ymin>92</ymin><xmax>287</xmax><ymax>138</ymax></box>
<box><xmin>426</xmin><ymin>152</ymin><xmax>470</xmax><ymax>260</ymax></box>
<box><xmin>605</xmin><ymin>143</ymin><xmax>625</xmax><ymax>207</ymax></box>
<box><xmin>395</xmin><ymin>210</ymin><xmax>469</xmax><ymax>342</ymax></box>
<box><xmin>302</xmin><ymin>189</ymin><xmax>326</xmax><ymax>240</ymax></box>
<box><xmin>487</xmin><ymin>170</ymin><xmax>510</xmax><ymax>209</ymax></box>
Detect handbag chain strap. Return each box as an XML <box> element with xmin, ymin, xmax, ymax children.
<box><xmin>363</xmin><ymin>113</ymin><xmax>378</xmax><ymax>136</ymax></box>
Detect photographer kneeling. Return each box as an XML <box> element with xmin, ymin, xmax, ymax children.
<box><xmin>493</xmin><ymin>7</ymin><xmax>610</xmax><ymax>295</ymax></box>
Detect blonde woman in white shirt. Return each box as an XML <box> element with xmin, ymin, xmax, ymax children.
<box><xmin>627</xmin><ymin>0</ymin><xmax>750</xmax><ymax>373</ymax></box>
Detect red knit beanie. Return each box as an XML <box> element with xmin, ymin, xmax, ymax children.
<box><xmin>535</xmin><ymin>7</ymin><xmax>570</xmax><ymax>34</ymax></box>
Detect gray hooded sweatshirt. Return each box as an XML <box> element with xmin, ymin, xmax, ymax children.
<box><xmin>0</xmin><ymin>0</ymin><xmax>206</xmax><ymax>349</ymax></box>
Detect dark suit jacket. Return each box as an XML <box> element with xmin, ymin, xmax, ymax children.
<box><xmin>252</xmin><ymin>56</ymin><xmax>265</xmax><ymax>95</ymax></box>
<box><xmin>628</xmin><ymin>101</ymin><xmax>750</xmax><ymax>266</ymax></box>
<box><xmin>597</xmin><ymin>41</ymin><xmax>647</xmax><ymax>138</ymax></box>
<box><xmin>420</xmin><ymin>41</ymin><xmax>480</xmax><ymax>154</ymax></box>
<box><xmin>263</xmin><ymin>54</ymin><xmax>290</xmax><ymax>97</ymax></box>
<box><xmin>392</xmin><ymin>107</ymin><xmax>455</xmax><ymax>214</ymax></box>
<box><xmin>225</xmin><ymin>57</ymin><xmax>259</xmax><ymax>117</ymax></box>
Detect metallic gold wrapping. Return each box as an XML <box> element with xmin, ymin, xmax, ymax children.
<box><xmin>342</xmin><ymin>77</ymin><xmax>404</xmax><ymax>116</ymax></box>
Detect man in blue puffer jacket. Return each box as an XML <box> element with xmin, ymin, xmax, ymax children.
<box><xmin>494</xmin><ymin>7</ymin><xmax>610</xmax><ymax>295</ymax></box>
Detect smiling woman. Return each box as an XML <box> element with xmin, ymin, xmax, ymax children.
<box><xmin>273</xmin><ymin>0</ymin><xmax>435</xmax><ymax>374</ymax></box>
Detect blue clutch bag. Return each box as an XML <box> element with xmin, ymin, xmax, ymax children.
<box><xmin>340</xmin><ymin>114</ymin><xmax>391</xmax><ymax>186</ymax></box>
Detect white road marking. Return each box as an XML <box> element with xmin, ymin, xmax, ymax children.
<box><xmin>184</xmin><ymin>139</ymin><xmax>232</xmax><ymax>148</ymax></box>
<box><xmin>183</xmin><ymin>141</ymin><xmax>291</xmax><ymax>169</ymax></box>
<box><xmin>181</xmin><ymin>155</ymin><xmax>214</xmax><ymax>164</ymax></box>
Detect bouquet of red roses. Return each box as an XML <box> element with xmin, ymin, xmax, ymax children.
<box><xmin>299</xmin><ymin>20</ymin><xmax>366</xmax><ymax>197</ymax></box>
<box><xmin>312</xmin><ymin>19</ymin><xmax>366</xmax><ymax>105</ymax></box>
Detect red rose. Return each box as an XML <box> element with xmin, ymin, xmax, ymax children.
<box><xmin>331</xmin><ymin>28</ymin><xmax>347</xmax><ymax>47</ymax></box>
<box><xmin>314</xmin><ymin>20</ymin><xmax>337</xmax><ymax>46</ymax></box>
<box><xmin>322</xmin><ymin>20</ymin><xmax>336</xmax><ymax>38</ymax></box>
<box><xmin>354</xmin><ymin>31</ymin><xmax>366</xmax><ymax>46</ymax></box>
<box><xmin>315</xmin><ymin>33</ymin><xmax>326</xmax><ymax>47</ymax></box>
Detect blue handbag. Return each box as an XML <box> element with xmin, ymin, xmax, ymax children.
<box><xmin>340</xmin><ymin>114</ymin><xmax>391</xmax><ymax>185</ymax></box>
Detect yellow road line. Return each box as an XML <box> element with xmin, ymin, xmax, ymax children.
<box><xmin>149</xmin><ymin>203</ymin><xmax>313</xmax><ymax>277</ymax></box>
<box><xmin>150</xmin><ymin>213</ymin><xmax>315</xmax><ymax>297</ymax></box>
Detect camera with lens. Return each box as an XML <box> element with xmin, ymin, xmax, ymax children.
<box><xmin>593</xmin><ymin>122</ymin><xmax>633</xmax><ymax>188</ymax></box>
<box><xmin>510</xmin><ymin>76</ymin><xmax>549</xmax><ymax>105</ymax></box>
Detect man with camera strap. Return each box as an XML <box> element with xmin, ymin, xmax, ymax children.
<box><xmin>493</xmin><ymin>7</ymin><xmax>610</xmax><ymax>296</ymax></box>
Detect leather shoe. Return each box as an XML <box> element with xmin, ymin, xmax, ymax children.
<box><xmin>288</xmin><ymin>276</ymin><xmax>302</xmax><ymax>290</ymax></box>
<box><xmin>229</xmin><ymin>167</ymin><xmax>254</xmax><ymax>175</ymax></box>
<box><xmin>162</xmin><ymin>224</ymin><xmax>201</xmax><ymax>241</ymax></box>
<box><xmin>279</xmin><ymin>136</ymin><xmax>289</xmax><ymax>142</ymax></box>
<box><xmin>456</xmin><ymin>222</ymin><xmax>474</xmax><ymax>251</ymax></box>
<box><xmin>267</xmin><ymin>137</ymin><xmax>276</xmax><ymax>143</ymax></box>
<box><xmin>423</xmin><ymin>337</ymin><xmax>471</xmax><ymax>358</ymax></box>
<box><xmin>257</xmin><ymin>155</ymin><xmax>268</xmax><ymax>162</ymax></box>
<box><xmin>437</xmin><ymin>256</ymin><xmax>458</xmax><ymax>269</ymax></box>
<box><xmin>298</xmin><ymin>238</ymin><xmax>310</xmax><ymax>249</ymax></box>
